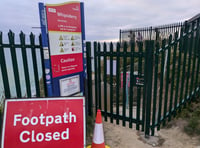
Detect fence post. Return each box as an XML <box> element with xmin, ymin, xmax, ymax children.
<box><xmin>39</xmin><ymin>34</ymin><xmax>47</xmax><ymax>97</ymax></box>
<box><xmin>0</xmin><ymin>32</ymin><xmax>11</xmax><ymax>98</ymax></box>
<box><xmin>119</xmin><ymin>29</ymin><xmax>122</xmax><ymax>44</ymax></box>
<box><xmin>86</xmin><ymin>42</ymin><xmax>93</xmax><ymax>116</ymax></box>
<box><xmin>30</xmin><ymin>33</ymin><xmax>40</xmax><ymax>97</ymax></box>
<box><xmin>20</xmin><ymin>31</ymin><xmax>32</xmax><ymax>98</ymax></box>
<box><xmin>8</xmin><ymin>30</ymin><xmax>22</xmax><ymax>98</ymax></box>
<box><xmin>144</xmin><ymin>40</ymin><xmax>154</xmax><ymax>137</ymax></box>
<box><xmin>94</xmin><ymin>42</ymin><xmax>99</xmax><ymax>113</ymax></box>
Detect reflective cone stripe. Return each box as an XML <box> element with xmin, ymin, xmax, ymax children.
<box><xmin>92</xmin><ymin>123</ymin><xmax>104</xmax><ymax>144</ymax></box>
<box><xmin>91</xmin><ymin>109</ymin><xmax>105</xmax><ymax>148</ymax></box>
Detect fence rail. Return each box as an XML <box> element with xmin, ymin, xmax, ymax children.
<box><xmin>0</xmin><ymin>30</ymin><xmax>46</xmax><ymax>100</ymax></box>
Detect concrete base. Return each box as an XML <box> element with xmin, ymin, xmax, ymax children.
<box><xmin>138</xmin><ymin>132</ymin><xmax>165</xmax><ymax>147</ymax></box>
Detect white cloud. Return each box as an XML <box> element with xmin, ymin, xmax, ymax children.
<box><xmin>0</xmin><ymin>0</ymin><xmax>199</xmax><ymax>40</ymax></box>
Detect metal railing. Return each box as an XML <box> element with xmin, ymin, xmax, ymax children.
<box><xmin>86</xmin><ymin>17</ymin><xmax>200</xmax><ymax>136</ymax></box>
<box><xmin>0</xmin><ymin>30</ymin><xmax>46</xmax><ymax>100</ymax></box>
<box><xmin>120</xmin><ymin>22</ymin><xmax>184</xmax><ymax>43</ymax></box>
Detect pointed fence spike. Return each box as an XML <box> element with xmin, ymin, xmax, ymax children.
<box><xmin>8</xmin><ymin>30</ymin><xmax>15</xmax><ymax>44</ymax></box>
<box><xmin>39</xmin><ymin>34</ymin><xmax>42</xmax><ymax>45</ymax></box>
<box><xmin>30</xmin><ymin>32</ymin><xmax>35</xmax><ymax>44</ymax></box>
<box><xmin>20</xmin><ymin>31</ymin><xmax>26</xmax><ymax>44</ymax></box>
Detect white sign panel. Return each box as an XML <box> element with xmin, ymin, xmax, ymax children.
<box><xmin>60</xmin><ymin>75</ymin><xmax>80</xmax><ymax>96</ymax></box>
<box><xmin>49</xmin><ymin>32</ymin><xmax>82</xmax><ymax>56</ymax></box>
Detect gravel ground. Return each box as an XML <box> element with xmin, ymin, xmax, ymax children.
<box><xmin>100</xmin><ymin>119</ymin><xmax>200</xmax><ymax>148</ymax></box>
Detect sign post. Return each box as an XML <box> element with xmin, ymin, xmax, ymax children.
<box><xmin>39</xmin><ymin>2</ymin><xmax>85</xmax><ymax>96</ymax></box>
<box><xmin>1</xmin><ymin>97</ymin><xmax>85</xmax><ymax>148</ymax></box>
<box><xmin>39</xmin><ymin>3</ymin><xmax>53</xmax><ymax>97</ymax></box>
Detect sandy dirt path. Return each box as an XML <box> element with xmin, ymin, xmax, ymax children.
<box><xmin>103</xmin><ymin>120</ymin><xmax>200</xmax><ymax>148</ymax></box>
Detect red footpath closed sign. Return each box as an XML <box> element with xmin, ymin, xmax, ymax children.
<box><xmin>1</xmin><ymin>97</ymin><xmax>85</xmax><ymax>148</ymax></box>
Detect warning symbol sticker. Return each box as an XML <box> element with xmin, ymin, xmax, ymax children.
<box><xmin>59</xmin><ymin>35</ymin><xmax>63</xmax><ymax>40</ymax></box>
<box><xmin>59</xmin><ymin>42</ymin><xmax>64</xmax><ymax>47</ymax></box>
<box><xmin>60</xmin><ymin>48</ymin><xmax>64</xmax><ymax>53</ymax></box>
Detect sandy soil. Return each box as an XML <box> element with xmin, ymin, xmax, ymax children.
<box><xmin>102</xmin><ymin>119</ymin><xmax>200</xmax><ymax>148</ymax></box>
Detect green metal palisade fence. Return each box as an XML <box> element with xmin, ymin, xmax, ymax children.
<box><xmin>86</xmin><ymin>41</ymin><xmax>150</xmax><ymax>135</ymax></box>
<box><xmin>0</xmin><ymin>30</ymin><xmax>47</xmax><ymax>99</ymax></box>
<box><xmin>0</xmin><ymin>18</ymin><xmax>200</xmax><ymax>137</ymax></box>
<box><xmin>86</xmin><ymin>17</ymin><xmax>200</xmax><ymax>136</ymax></box>
<box><xmin>151</xmin><ymin>19</ymin><xmax>200</xmax><ymax>135</ymax></box>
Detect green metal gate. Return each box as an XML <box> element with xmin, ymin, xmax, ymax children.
<box><xmin>86</xmin><ymin>17</ymin><xmax>200</xmax><ymax>136</ymax></box>
<box><xmin>86</xmin><ymin>41</ymin><xmax>154</xmax><ymax>135</ymax></box>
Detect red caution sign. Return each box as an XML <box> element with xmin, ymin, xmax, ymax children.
<box><xmin>46</xmin><ymin>2</ymin><xmax>84</xmax><ymax>78</ymax></box>
<box><xmin>1</xmin><ymin>97</ymin><xmax>85</xmax><ymax>148</ymax></box>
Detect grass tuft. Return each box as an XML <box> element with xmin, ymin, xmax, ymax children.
<box><xmin>177</xmin><ymin>98</ymin><xmax>200</xmax><ymax>136</ymax></box>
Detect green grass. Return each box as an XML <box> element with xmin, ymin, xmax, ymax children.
<box><xmin>177</xmin><ymin>98</ymin><xmax>200</xmax><ymax>136</ymax></box>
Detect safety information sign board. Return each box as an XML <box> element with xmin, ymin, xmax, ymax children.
<box><xmin>46</xmin><ymin>2</ymin><xmax>83</xmax><ymax>78</ymax></box>
<box><xmin>38</xmin><ymin>2</ymin><xmax>85</xmax><ymax>96</ymax></box>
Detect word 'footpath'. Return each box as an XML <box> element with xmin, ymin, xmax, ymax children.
<box><xmin>14</xmin><ymin>112</ymin><xmax>76</xmax><ymax>127</ymax></box>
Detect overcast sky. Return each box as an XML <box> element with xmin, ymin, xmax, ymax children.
<box><xmin>0</xmin><ymin>0</ymin><xmax>199</xmax><ymax>41</ymax></box>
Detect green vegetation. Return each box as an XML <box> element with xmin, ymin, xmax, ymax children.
<box><xmin>177</xmin><ymin>98</ymin><xmax>200</xmax><ymax>136</ymax></box>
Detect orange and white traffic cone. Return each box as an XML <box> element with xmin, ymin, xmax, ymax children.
<box><xmin>91</xmin><ymin>109</ymin><xmax>105</xmax><ymax>148</ymax></box>
<box><xmin>87</xmin><ymin>109</ymin><xmax>110</xmax><ymax>148</ymax></box>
